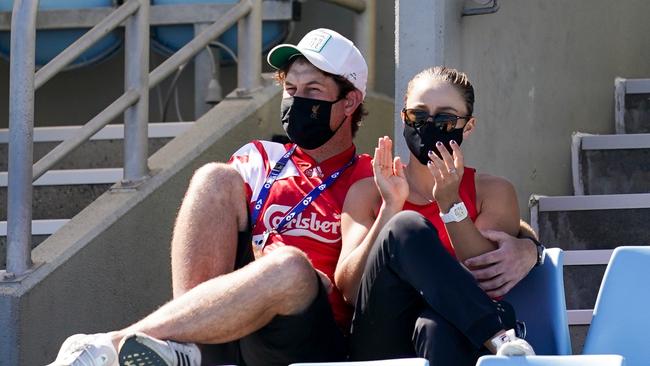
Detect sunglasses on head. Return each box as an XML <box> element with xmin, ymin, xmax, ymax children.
<box><xmin>402</xmin><ymin>108</ymin><xmax>471</xmax><ymax>132</ymax></box>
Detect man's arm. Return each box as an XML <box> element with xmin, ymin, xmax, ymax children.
<box><xmin>463</xmin><ymin>220</ymin><xmax>539</xmax><ymax>298</ymax></box>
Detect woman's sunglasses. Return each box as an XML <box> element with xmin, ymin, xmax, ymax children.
<box><xmin>402</xmin><ymin>108</ymin><xmax>471</xmax><ymax>132</ymax></box>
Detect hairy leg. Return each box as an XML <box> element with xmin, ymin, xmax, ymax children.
<box><xmin>113</xmin><ymin>246</ymin><xmax>320</xmax><ymax>345</ymax></box>
<box><xmin>171</xmin><ymin>163</ymin><xmax>249</xmax><ymax>296</ymax></box>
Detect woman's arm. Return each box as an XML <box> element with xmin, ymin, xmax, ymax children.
<box><xmin>335</xmin><ymin>137</ymin><xmax>409</xmax><ymax>304</ymax></box>
<box><xmin>428</xmin><ymin>141</ymin><xmax>519</xmax><ymax>262</ymax></box>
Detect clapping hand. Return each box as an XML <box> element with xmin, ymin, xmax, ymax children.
<box><xmin>372</xmin><ymin>136</ymin><xmax>409</xmax><ymax>209</ymax></box>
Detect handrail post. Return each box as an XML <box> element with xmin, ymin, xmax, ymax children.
<box><xmin>123</xmin><ymin>0</ymin><xmax>150</xmax><ymax>184</ymax></box>
<box><xmin>194</xmin><ymin>22</ymin><xmax>212</xmax><ymax>118</ymax></box>
<box><xmin>5</xmin><ymin>0</ymin><xmax>39</xmax><ymax>278</ymax></box>
<box><xmin>237</xmin><ymin>0</ymin><xmax>262</xmax><ymax>92</ymax></box>
<box><xmin>354</xmin><ymin>0</ymin><xmax>375</xmax><ymax>92</ymax></box>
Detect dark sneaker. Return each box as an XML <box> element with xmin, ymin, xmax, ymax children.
<box><xmin>118</xmin><ymin>332</ymin><xmax>201</xmax><ymax>366</ymax></box>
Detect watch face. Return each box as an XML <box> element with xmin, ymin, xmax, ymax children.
<box><xmin>442</xmin><ymin>202</ymin><xmax>468</xmax><ymax>223</ymax></box>
<box><xmin>453</xmin><ymin>205</ymin><xmax>466</xmax><ymax>217</ymax></box>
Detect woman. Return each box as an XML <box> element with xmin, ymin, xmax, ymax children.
<box><xmin>336</xmin><ymin>66</ymin><xmax>535</xmax><ymax>365</ymax></box>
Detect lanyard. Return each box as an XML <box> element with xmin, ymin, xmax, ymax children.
<box><xmin>251</xmin><ymin>144</ymin><xmax>356</xmax><ymax>249</ymax></box>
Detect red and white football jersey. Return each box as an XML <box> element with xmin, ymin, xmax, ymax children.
<box><xmin>229</xmin><ymin>140</ymin><xmax>373</xmax><ymax>330</ymax></box>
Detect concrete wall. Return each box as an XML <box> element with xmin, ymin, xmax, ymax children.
<box><xmin>457</xmin><ymin>0</ymin><xmax>650</xmax><ymax>217</ymax></box>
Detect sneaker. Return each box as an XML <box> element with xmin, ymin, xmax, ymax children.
<box><xmin>492</xmin><ymin>329</ymin><xmax>536</xmax><ymax>356</ymax></box>
<box><xmin>47</xmin><ymin>333</ymin><xmax>117</xmax><ymax>366</ymax></box>
<box><xmin>118</xmin><ymin>332</ymin><xmax>201</xmax><ymax>366</ymax></box>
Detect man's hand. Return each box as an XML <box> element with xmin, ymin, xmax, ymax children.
<box><xmin>464</xmin><ymin>230</ymin><xmax>538</xmax><ymax>298</ymax></box>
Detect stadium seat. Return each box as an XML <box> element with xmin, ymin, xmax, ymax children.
<box><xmin>476</xmin><ymin>355</ymin><xmax>625</xmax><ymax>365</ymax></box>
<box><xmin>582</xmin><ymin>246</ymin><xmax>650</xmax><ymax>366</ymax></box>
<box><xmin>503</xmin><ymin>248</ymin><xmax>571</xmax><ymax>355</ymax></box>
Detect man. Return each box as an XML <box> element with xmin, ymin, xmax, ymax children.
<box><xmin>50</xmin><ymin>27</ymin><xmax>370</xmax><ymax>366</ymax></box>
<box><xmin>49</xmin><ymin>28</ymin><xmax>543</xmax><ymax>366</ymax></box>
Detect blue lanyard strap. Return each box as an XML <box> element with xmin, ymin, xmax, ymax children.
<box><xmin>250</xmin><ymin>145</ymin><xmax>356</xmax><ymax>248</ymax></box>
<box><xmin>250</xmin><ymin>144</ymin><xmax>297</xmax><ymax>227</ymax></box>
<box><xmin>273</xmin><ymin>156</ymin><xmax>355</xmax><ymax>233</ymax></box>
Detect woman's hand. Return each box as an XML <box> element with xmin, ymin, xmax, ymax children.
<box><xmin>372</xmin><ymin>136</ymin><xmax>409</xmax><ymax>210</ymax></box>
<box><xmin>427</xmin><ymin>140</ymin><xmax>464</xmax><ymax>211</ymax></box>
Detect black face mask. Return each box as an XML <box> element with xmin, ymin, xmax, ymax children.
<box><xmin>281</xmin><ymin>96</ymin><xmax>345</xmax><ymax>150</ymax></box>
<box><xmin>403</xmin><ymin>122</ymin><xmax>464</xmax><ymax>165</ymax></box>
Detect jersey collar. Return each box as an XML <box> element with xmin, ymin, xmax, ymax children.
<box><xmin>292</xmin><ymin>144</ymin><xmax>357</xmax><ymax>176</ymax></box>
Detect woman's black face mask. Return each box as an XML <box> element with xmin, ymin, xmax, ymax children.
<box><xmin>402</xmin><ymin>108</ymin><xmax>468</xmax><ymax>165</ymax></box>
<box><xmin>281</xmin><ymin>96</ymin><xmax>345</xmax><ymax>150</ymax></box>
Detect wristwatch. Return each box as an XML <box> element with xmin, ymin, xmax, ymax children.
<box><xmin>439</xmin><ymin>202</ymin><xmax>468</xmax><ymax>223</ymax></box>
<box><xmin>525</xmin><ymin>236</ymin><xmax>546</xmax><ymax>267</ymax></box>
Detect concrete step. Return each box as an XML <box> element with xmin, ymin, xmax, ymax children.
<box><xmin>0</xmin><ymin>220</ymin><xmax>66</xmax><ymax>268</ymax></box>
<box><xmin>615</xmin><ymin>77</ymin><xmax>650</xmax><ymax>134</ymax></box>
<box><xmin>531</xmin><ymin>193</ymin><xmax>650</xmax><ymax>250</ymax></box>
<box><xmin>0</xmin><ymin>123</ymin><xmax>193</xmax><ymax>270</ymax></box>
<box><xmin>530</xmin><ymin>193</ymin><xmax>650</xmax><ymax>346</ymax></box>
<box><xmin>0</xmin><ymin>122</ymin><xmax>193</xmax><ymax>170</ymax></box>
<box><xmin>0</xmin><ymin>169</ymin><xmax>120</xmax><ymax>220</ymax></box>
<box><xmin>572</xmin><ymin>132</ymin><xmax>650</xmax><ymax>195</ymax></box>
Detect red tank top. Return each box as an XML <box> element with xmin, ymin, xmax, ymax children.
<box><xmin>402</xmin><ymin>167</ymin><xmax>478</xmax><ymax>258</ymax></box>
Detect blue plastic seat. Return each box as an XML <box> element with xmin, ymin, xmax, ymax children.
<box><xmin>476</xmin><ymin>355</ymin><xmax>625</xmax><ymax>365</ymax></box>
<box><xmin>0</xmin><ymin>0</ymin><xmax>122</xmax><ymax>69</ymax></box>
<box><xmin>290</xmin><ymin>358</ymin><xmax>428</xmax><ymax>366</ymax></box>
<box><xmin>503</xmin><ymin>248</ymin><xmax>571</xmax><ymax>355</ymax></box>
<box><xmin>151</xmin><ymin>0</ymin><xmax>290</xmax><ymax>63</ymax></box>
<box><xmin>582</xmin><ymin>246</ymin><xmax>650</xmax><ymax>366</ymax></box>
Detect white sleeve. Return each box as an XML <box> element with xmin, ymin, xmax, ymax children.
<box><xmin>228</xmin><ymin>140</ymin><xmax>292</xmax><ymax>202</ymax></box>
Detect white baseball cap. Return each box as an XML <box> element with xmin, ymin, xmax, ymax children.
<box><xmin>267</xmin><ymin>28</ymin><xmax>368</xmax><ymax>98</ymax></box>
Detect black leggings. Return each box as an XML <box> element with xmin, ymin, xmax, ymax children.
<box><xmin>349</xmin><ymin>210</ymin><xmax>515</xmax><ymax>366</ymax></box>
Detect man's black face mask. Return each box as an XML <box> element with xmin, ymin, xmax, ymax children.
<box><xmin>281</xmin><ymin>96</ymin><xmax>345</xmax><ymax>150</ymax></box>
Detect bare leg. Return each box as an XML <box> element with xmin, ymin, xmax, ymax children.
<box><xmin>171</xmin><ymin>163</ymin><xmax>249</xmax><ymax>296</ymax></box>
<box><xmin>113</xmin><ymin>246</ymin><xmax>320</xmax><ymax>345</ymax></box>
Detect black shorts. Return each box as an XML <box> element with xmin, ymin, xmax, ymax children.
<box><xmin>200</xmin><ymin>228</ymin><xmax>347</xmax><ymax>366</ymax></box>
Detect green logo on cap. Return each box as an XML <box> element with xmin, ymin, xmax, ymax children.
<box><xmin>302</xmin><ymin>32</ymin><xmax>332</xmax><ymax>53</ymax></box>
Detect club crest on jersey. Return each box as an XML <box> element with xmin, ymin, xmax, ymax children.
<box><xmin>304</xmin><ymin>166</ymin><xmax>324</xmax><ymax>178</ymax></box>
<box><xmin>259</xmin><ymin>204</ymin><xmax>341</xmax><ymax>244</ymax></box>
<box><xmin>310</xmin><ymin>104</ymin><xmax>320</xmax><ymax>119</ymax></box>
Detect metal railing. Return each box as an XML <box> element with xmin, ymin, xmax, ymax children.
<box><xmin>3</xmin><ymin>0</ymin><xmax>263</xmax><ymax>279</ymax></box>
<box><xmin>321</xmin><ymin>0</ymin><xmax>376</xmax><ymax>90</ymax></box>
<box><xmin>3</xmin><ymin>0</ymin><xmax>377</xmax><ymax>280</ymax></box>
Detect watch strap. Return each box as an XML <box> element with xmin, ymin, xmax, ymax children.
<box><xmin>439</xmin><ymin>202</ymin><xmax>468</xmax><ymax>223</ymax></box>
